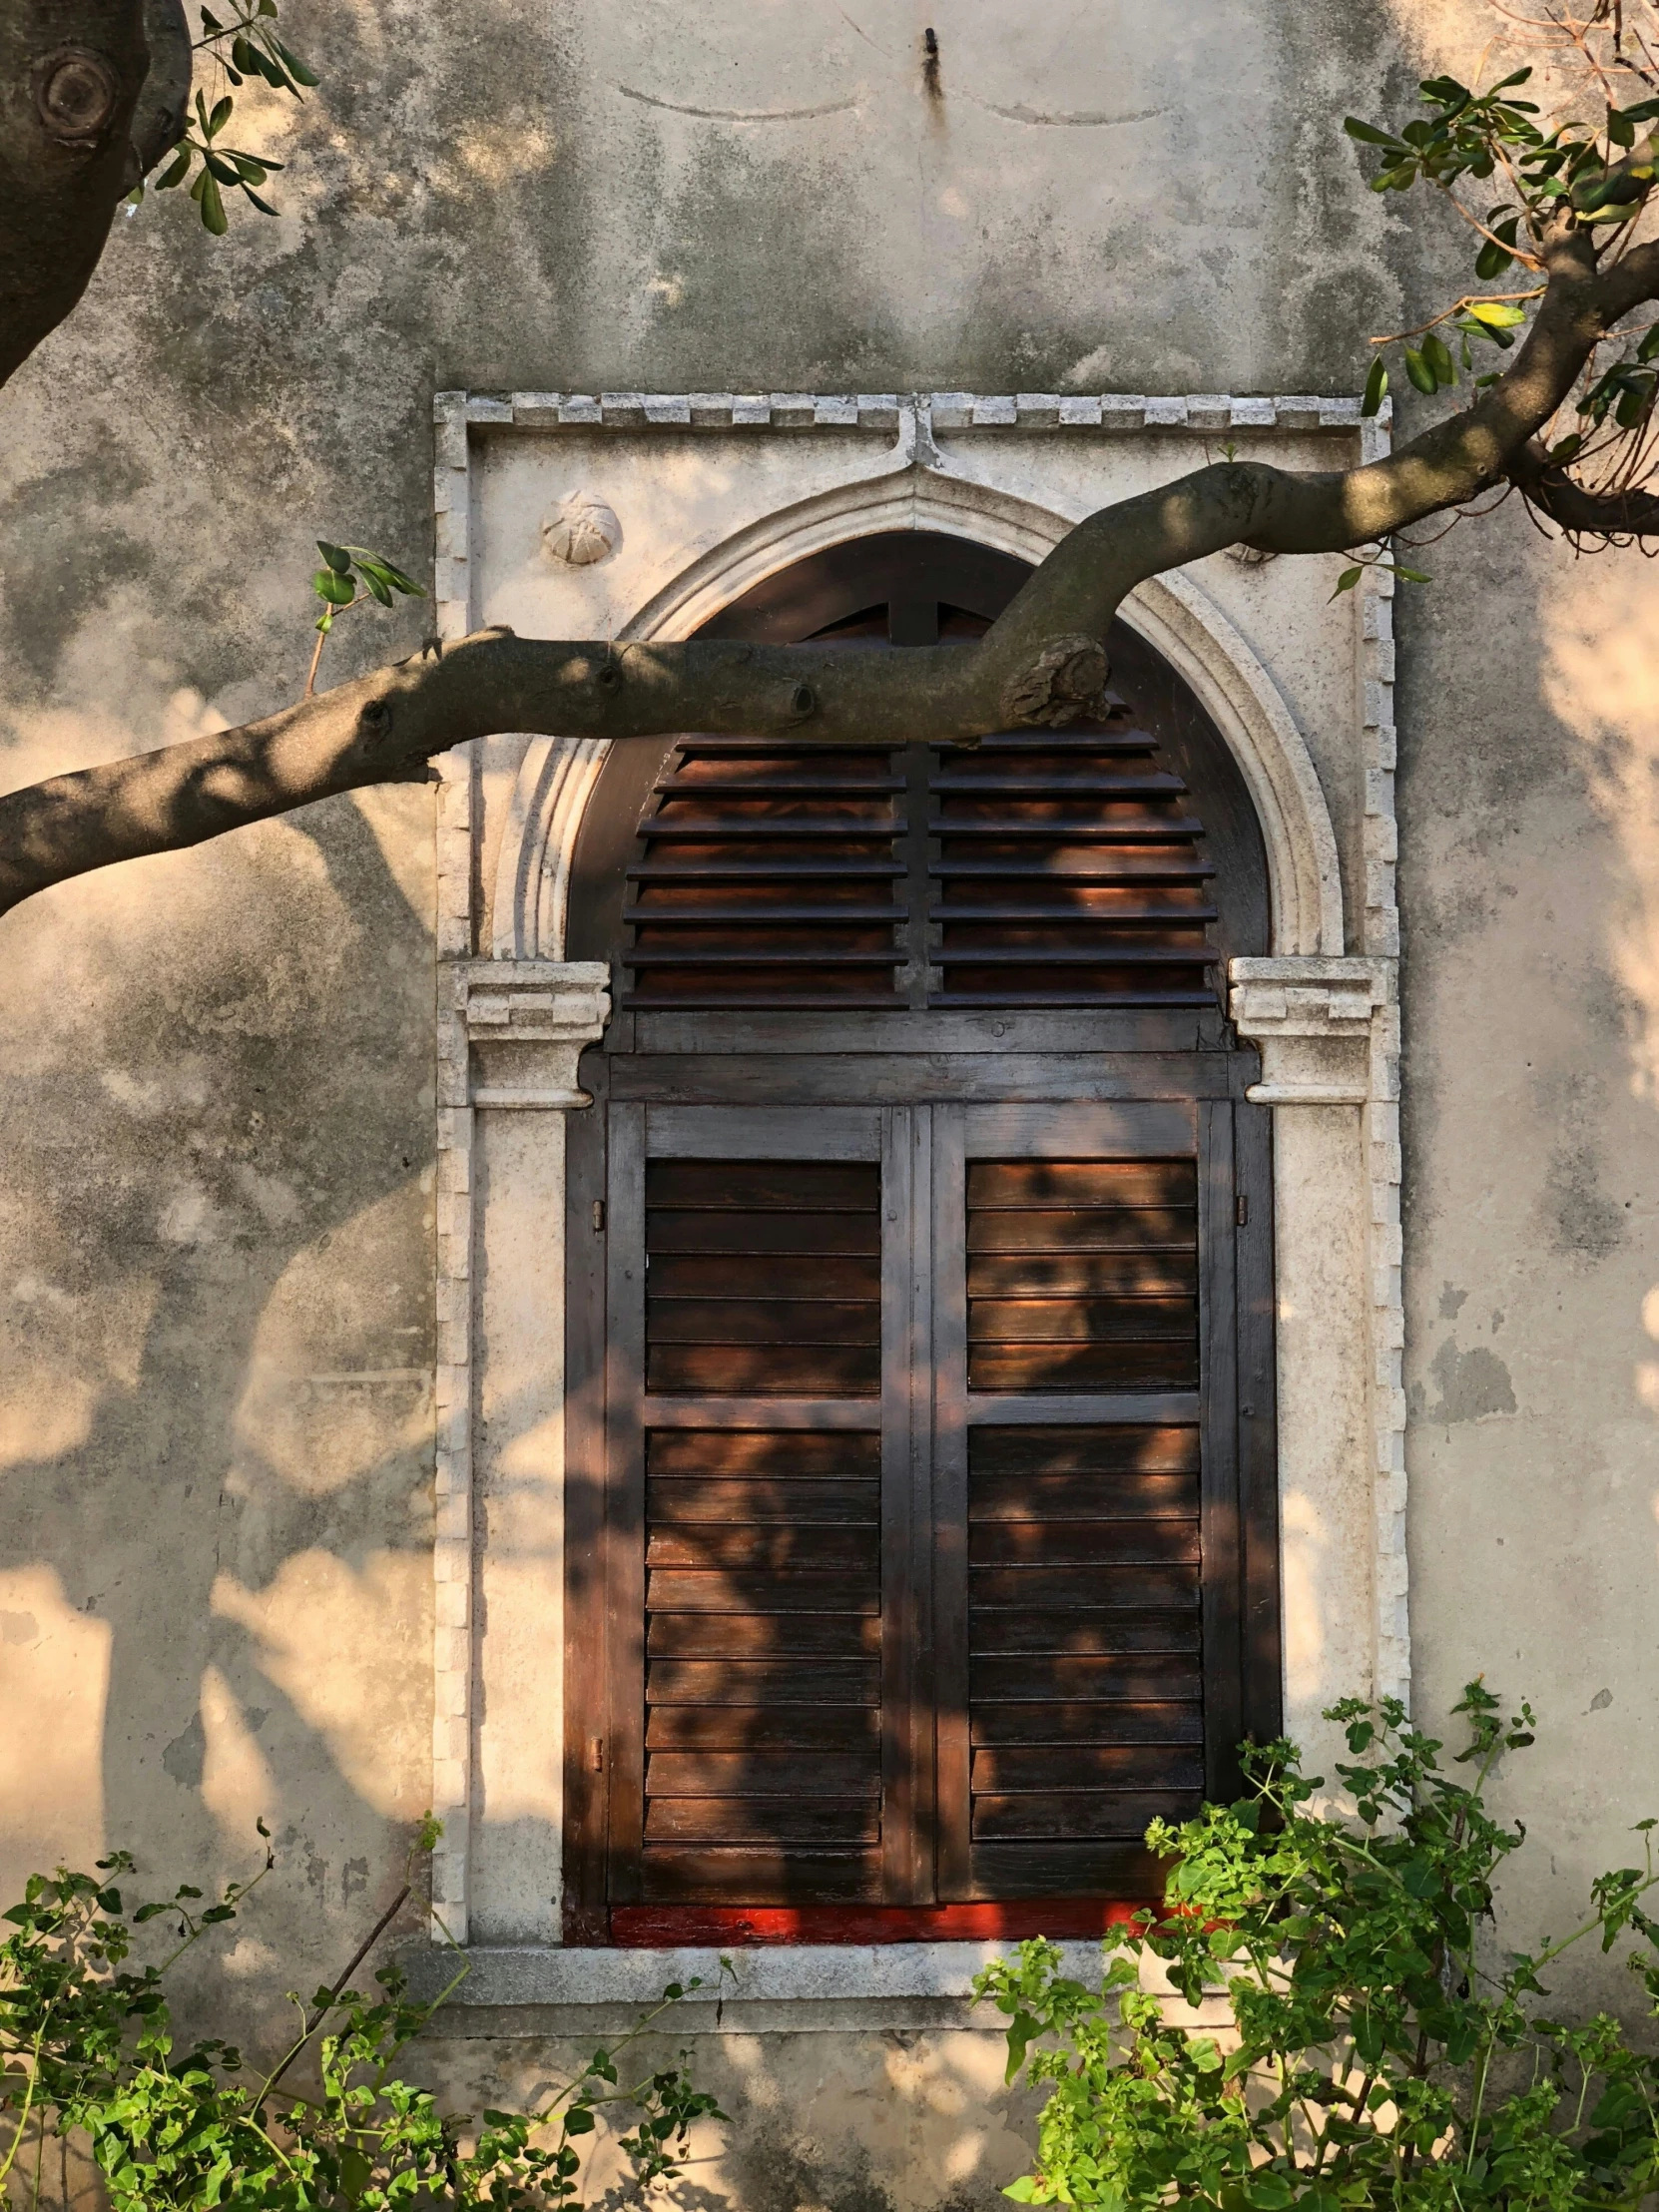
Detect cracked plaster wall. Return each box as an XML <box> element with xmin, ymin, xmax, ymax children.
<box><xmin>3</xmin><ymin>0</ymin><xmax>1659</xmax><ymax>2195</ymax></box>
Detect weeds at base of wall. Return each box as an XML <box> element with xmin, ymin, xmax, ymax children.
<box><xmin>979</xmin><ymin>1682</ymin><xmax>1659</xmax><ymax>2212</ymax></box>
<box><xmin>0</xmin><ymin>1816</ymin><xmax>730</xmax><ymax>2210</ymax></box>
<box><xmin>10</xmin><ymin>1681</ymin><xmax>1659</xmax><ymax>2212</ymax></box>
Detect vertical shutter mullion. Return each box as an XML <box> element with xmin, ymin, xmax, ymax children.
<box><xmin>604</xmin><ymin>1102</ymin><xmax>649</xmax><ymax>1904</ymax></box>
<box><xmin>879</xmin><ymin>1107</ymin><xmax>917</xmax><ymax>1900</ymax></box>
<box><xmin>1234</xmin><ymin>1101</ymin><xmax>1283</xmax><ymax>1744</ymax></box>
<box><xmin>930</xmin><ymin>1104</ymin><xmax>972</xmax><ymax>1901</ymax></box>
<box><xmin>1197</xmin><ymin>1101</ymin><xmax>1245</xmax><ymax>1802</ymax></box>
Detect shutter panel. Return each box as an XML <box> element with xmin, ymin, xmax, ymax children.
<box><xmin>965</xmin><ymin>1423</ymin><xmax>1204</xmax><ymax>1898</ymax></box>
<box><xmin>634</xmin><ymin>1146</ymin><xmax>886</xmax><ymax>1903</ymax></box>
<box><xmin>964</xmin><ymin>1160</ymin><xmax>1200</xmax><ymax>1390</ymax></box>
<box><xmin>622</xmin><ymin>728</ymin><xmax>1219</xmax><ymax>1013</ymax></box>
<box><xmin>929</xmin><ymin>729</ymin><xmax>1217</xmax><ymax>1008</ymax></box>
<box><xmin>622</xmin><ymin>742</ymin><xmax>907</xmax><ymax>1010</ymax></box>
<box><xmin>932</xmin><ymin>1107</ymin><xmax>1218</xmax><ymax>1905</ymax></box>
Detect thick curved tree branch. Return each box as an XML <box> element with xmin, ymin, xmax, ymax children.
<box><xmin>1508</xmin><ymin>435</ymin><xmax>1659</xmax><ymax>530</ymax></box>
<box><xmin>130</xmin><ymin>0</ymin><xmax>189</xmax><ymax>175</ymax></box>
<box><xmin>0</xmin><ymin>0</ymin><xmax>152</xmax><ymax>387</ymax></box>
<box><xmin>4</xmin><ymin>215</ymin><xmax>1658</xmax><ymax>920</ymax></box>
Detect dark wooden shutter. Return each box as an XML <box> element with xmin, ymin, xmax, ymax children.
<box><xmin>964</xmin><ymin>1160</ymin><xmax>1200</xmax><ymax>1390</ymax></box>
<box><xmin>956</xmin><ymin>1158</ymin><xmax>1204</xmax><ymax>1889</ymax></box>
<box><xmin>930</xmin><ymin>732</ymin><xmax>1216</xmax><ymax>1008</ymax></box>
<box><xmin>930</xmin><ymin>1105</ymin><xmax>1231</xmax><ymax>1905</ymax></box>
<box><xmin>623</xmin><ymin>728</ymin><xmax>1218</xmax><ymax>1014</ymax></box>
<box><xmin>606</xmin><ymin>1114</ymin><xmax>892</xmax><ymax>1910</ymax></box>
<box><xmin>564</xmin><ymin>533</ymin><xmax>1280</xmax><ymax>1943</ymax></box>
<box><xmin>620</xmin><ymin>592</ymin><xmax>1220</xmax><ymax>1014</ymax></box>
<box><xmin>622</xmin><ymin>741</ymin><xmax>907</xmax><ymax>1010</ymax></box>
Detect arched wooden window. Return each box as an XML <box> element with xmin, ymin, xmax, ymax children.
<box><xmin>562</xmin><ymin>532</ymin><xmax>1279</xmax><ymax>1946</ymax></box>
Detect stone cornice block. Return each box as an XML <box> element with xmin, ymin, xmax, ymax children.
<box><xmin>1228</xmin><ymin>955</ymin><xmax>1390</xmax><ymax>1036</ymax></box>
<box><xmin>452</xmin><ymin>958</ymin><xmax>612</xmax><ymax>1108</ymax></box>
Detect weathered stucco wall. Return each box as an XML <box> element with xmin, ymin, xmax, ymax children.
<box><xmin>3</xmin><ymin>0</ymin><xmax>1659</xmax><ymax>2193</ymax></box>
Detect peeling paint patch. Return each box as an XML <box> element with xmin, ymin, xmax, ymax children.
<box><xmin>1542</xmin><ymin>1142</ymin><xmax>1627</xmax><ymax>1262</ymax></box>
<box><xmin>1425</xmin><ymin>1337</ymin><xmax>1517</xmax><ymax>1423</ymax></box>
<box><xmin>162</xmin><ymin>1708</ymin><xmax>206</xmax><ymax>1787</ymax></box>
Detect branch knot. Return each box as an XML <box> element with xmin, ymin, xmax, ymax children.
<box><xmin>1001</xmin><ymin>634</ymin><xmax>1110</xmax><ymax>729</ymax></box>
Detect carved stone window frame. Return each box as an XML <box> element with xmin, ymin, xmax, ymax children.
<box><xmin>421</xmin><ymin>391</ymin><xmax>1405</xmax><ymax>1991</ymax></box>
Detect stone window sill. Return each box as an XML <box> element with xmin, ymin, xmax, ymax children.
<box><xmin>401</xmin><ymin>1940</ymin><xmax>1106</xmax><ymax>2038</ymax></box>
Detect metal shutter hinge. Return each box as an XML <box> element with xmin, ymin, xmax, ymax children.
<box><xmin>592</xmin><ymin>1200</ymin><xmax>606</xmax><ymax>1234</ymax></box>
<box><xmin>587</xmin><ymin>1735</ymin><xmax>605</xmax><ymax>1772</ymax></box>
<box><xmin>1235</xmin><ymin>1193</ymin><xmax>1249</xmax><ymax>1227</ymax></box>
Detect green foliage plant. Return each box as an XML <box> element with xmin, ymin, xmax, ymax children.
<box><xmin>305</xmin><ymin>543</ymin><xmax>425</xmax><ymax>695</ymax></box>
<box><xmin>134</xmin><ymin>3</ymin><xmax>318</xmax><ymax>233</ymax></box>
<box><xmin>0</xmin><ymin>1818</ymin><xmax>730</xmax><ymax>2210</ymax></box>
<box><xmin>976</xmin><ymin>1683</ymin><xmax>1659</xmax><ymax>2212</ymax></box>
<box><xmin>1343</xmin><ymin>38</ymin><xmax>1659</xmax><ymax>522</ymax></box>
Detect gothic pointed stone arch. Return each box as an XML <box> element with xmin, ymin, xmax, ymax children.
<box><xmin>487</xmin><ymin>472</ymin><xmax>1346</xmax><ymax>962</ymax></box>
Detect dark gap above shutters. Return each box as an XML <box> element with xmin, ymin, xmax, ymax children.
<box><xmin>619</xmin><ymin>598</ymin><xmax>1221</xmax><ymax>1014</ymax></box>
<box><xmin>967</xmin><ymin>1423</ymin><xmax>1204</xmax><ymax>1900</ymax></box>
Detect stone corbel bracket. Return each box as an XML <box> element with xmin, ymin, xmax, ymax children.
<box><xmin>453</xmin><ymin>959</ymin><xmax>612</xmax><ymax>1108</ymax></box>
<box><xmin>1229</xmin><ymin>955</ymin><xmax>1392</xmax><ymax>1106</ymax></box>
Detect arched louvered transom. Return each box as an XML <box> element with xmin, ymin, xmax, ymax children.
<box><xmin>622</xmin><ymin>716</ymin><xmax>1217</xmax><ymax>1013</ymax></box>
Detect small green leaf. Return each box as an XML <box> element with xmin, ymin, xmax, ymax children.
<box><xmin>1389</xmin><ymin>563</ymin><xmax>1431</xmax><ymax>583</ymax></box>
<box><xmin>198</xmin><ymin>169</ymin><xmax>228</xmax><ymax>234</ymax></box>
<box><xmin>1247</xmin><ymin>2171</ymin><xmax>1296</xmax><ymax>2211</ymax></box>
<box><xmin>1422</xmin><ymin>331</ymin><xmax>1457</xmax><ymax>386</ymax></box>
<box><xmin>207</xmin><ymin>94</ymin><xmax>233</xmax><ymax>138</ymax></box>
<box><xmin>317</xmin><ymin>540</ymin><xmax>353</xmax><ymax>574</ymax></box>
<box><xmin>1465</xmin><ymin>297</ymin><xmax>1527</xmax><ymax>328</ymax></box>
<box><xmin>273</xmin><ymin>38</ymin><xmax>319</xmax><ymax>86</ymax></box>
<box><xmin>1404</xmin><ymin>344</ymin><xmax>1437</xmax><ymax>394</ymax></box>
<box><xmin>343</xmin><ymin>548</ymin><xmax>424</xmax><ymax>597</ymax></box>
<box><xmin>1330</xmin><ymin>566</ymin><xmax>1363</xmax><ymax>600</ymax></box>
<box><xmin>1362</xmin><ymin>357</ymin><xmax>1388</xmax><ymax>416</ymax></box>
<box><xmin>1345</xmin><ymin>117</ymin><xmax>1403</xmax><ymax>148</ymax></box>
<box><xmin>1475</xmin><ymin>238</ymin><xmax>1513</xmax><ymax>278</ymax></box>
<box><xmin>312</xmin><ymin>568</ymin><xmax>356</xmax><ymax>605</ymax></box>
<box><xmin>155</xmin><ymin>146</ymin><xmax>192</xmax><ymax>191</ymax></box>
